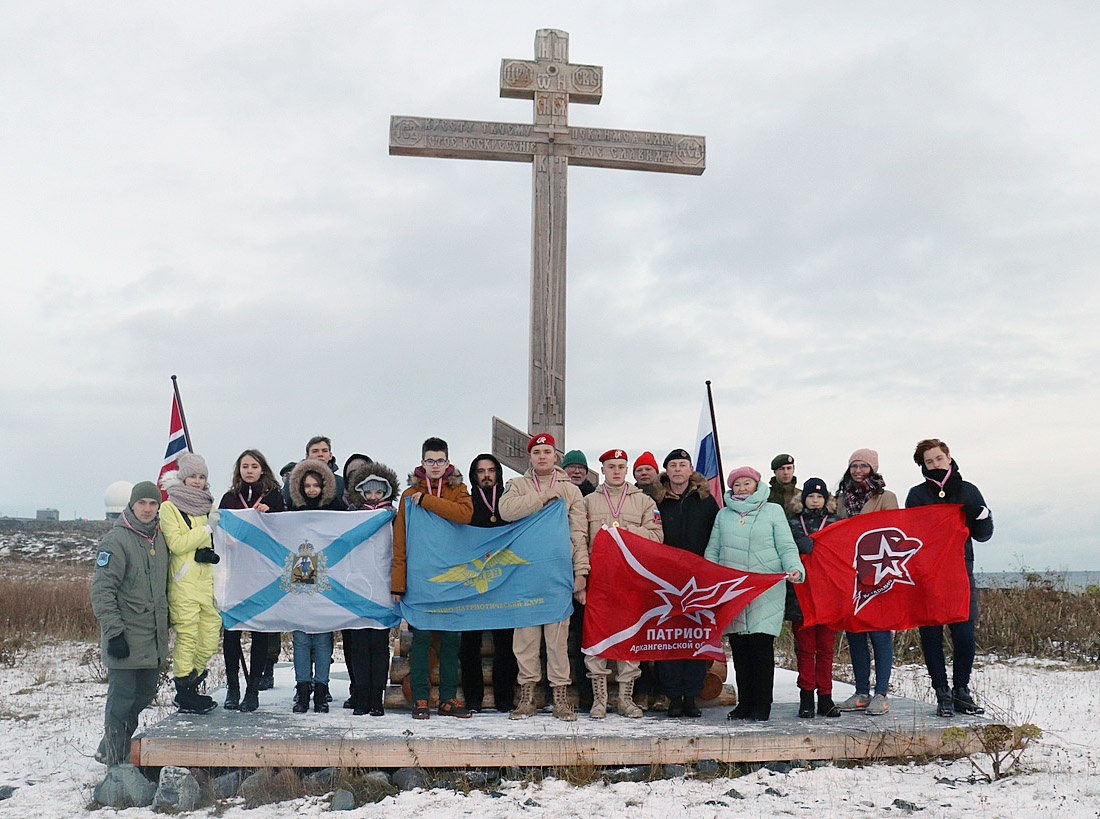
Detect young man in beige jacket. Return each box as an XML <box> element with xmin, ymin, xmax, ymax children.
<box><xmin>498</xmin><ymin>433</ymin><xmax>588</xmax><ymax>721</ymax></box>
<box><xmin>583</xmin><ymin>449</ymin><xmax>663</xmax><ymax>718</ymax></box>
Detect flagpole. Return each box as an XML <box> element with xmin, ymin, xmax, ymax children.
<box><xmin>171</xmin><ymin>374</ymin><xmax>194</xmax><ymax>453</ymax></box>
<box><xmin>705</xmin><ymin>380</ymin><xmax>724</xmax><ymax>485</ymax></box>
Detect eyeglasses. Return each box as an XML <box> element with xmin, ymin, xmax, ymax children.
<box><xmin>422</xmin><ymin>458</ymin><xmax>448</xmax><ymax>466</ymax></box>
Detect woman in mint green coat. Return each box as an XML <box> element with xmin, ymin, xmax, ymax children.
<box><xmin>705</xmin><ymin>466</ymin><xmax>804</xmax><ymax>721</ymax></box>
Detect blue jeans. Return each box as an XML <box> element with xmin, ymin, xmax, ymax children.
<box><xmin>846</xmin><ymin>630</ymin><xmax>892</xmax><ymax>697</ymax></box>
<box><xmin>292</xmin><ymin>631</ymin><xmax>332</xmax><ymax>684</ymax></box>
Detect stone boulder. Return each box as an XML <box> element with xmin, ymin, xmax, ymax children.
<box><xmin>93</xmin><ymin>764</ymin><xmax>156</xmax><ymax>808</ymax></box>
<box><xmin>152</xmin><ymin>766</ymin><xmax>201</xmax><ymax>812</ymax></box>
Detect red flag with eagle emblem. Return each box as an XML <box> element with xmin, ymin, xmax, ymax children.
<box><xmin>582</xmin><ymin>526</ymin><xmax>786</xmax><ymax>661</ymax></box>
<box><xmin>795</xmin><ymin>505</ymin><xmax>971</xmax><ymax>632</ymax></box>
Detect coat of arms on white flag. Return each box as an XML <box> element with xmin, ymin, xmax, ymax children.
<box><xmin>212</xmin><ymin>508</ymin><xmax>401</xmax><ymax>633</ymax></box>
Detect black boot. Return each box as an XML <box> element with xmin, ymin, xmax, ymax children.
<box><xmin>314</xmin><ymin>683</ymin><xmax>330</xmax><ymax>713</ymax></box>
<box><xmin>681</xmin><ymin>696</ymin><xmax>702</xmax><ymax>718</ymax></box>
<box><xmin>239</xmin><ymin>681</ymin><xmax>260</xmax><ymax>713</ymax></box>
<box><xmin>369</xmin><ymin>689</ymin><xmax>385</xmax><ymax>717</ymax></box>
<box><xmin>258</xmin><ymin>659</ymin><xmax>275</xmax><ymax>691</ymax></box>
<box><xmin>292</xmin><ymin>682</ymin><xmax>312</xmax><ymax>713</ymax></box>
<box><xmin>667</xmin><ymin>695</ymin><xmax>684</xmax><ymax>718</ymax></box>
<box><xmin>174</xmin><ymin>674</ymin><xmax>217</xmax><ymax>714</ymax></box>
<box><xmin>727</xmin><ymin>702</ymin><xmax>751</xmax><ymax>720</ymax></box>
<box><xmin>344</xmin><ymin>684</ymin><xmax>357</xmax><ymax>710</ymax></box>
<box><xmin>798</xmin><ymin>689</ymin><xmax>815</xmax><ymax>719</ymax></box>
<box><xmin>953</xmin><ymin>686</ymin><xmax>985</xmax><ymax>715</ymax></box>
<box><xmin>223</xmin><ymin>675</ymin><xmax>241</xmax><ymax>710</ymax></box>
<box><xmin>817</xmin><ymin>693</ymin><xmax>841</xmax><ymax>718</ymax></box>
<box><xmin>935</xmin><ymin>686</ymin><xmax>955</xmax><ymax>717</ymax></box>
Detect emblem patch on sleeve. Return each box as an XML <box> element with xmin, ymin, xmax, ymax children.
<box><xmin>96</xmin><ymin>551</ymin><xmax>111</xmax><ymax>567</ymax></box>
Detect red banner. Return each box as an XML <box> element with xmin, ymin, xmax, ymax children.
<box><xmin>582</xmin><ymin>526</ymin><xmax>786</xmax><ymax>661</ymax></box>
<box><xmin>795</xmin><ymin>505</ymin><xmax>971</xmax><ymax>632</ymax></box>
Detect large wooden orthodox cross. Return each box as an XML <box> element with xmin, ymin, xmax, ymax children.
<box><xmin>390</xmin><ymin>29</ymin><xmax>705</xmax><ymax>473</ymax></box>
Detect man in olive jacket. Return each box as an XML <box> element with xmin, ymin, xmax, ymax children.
<box><xmin>91</xmin><ymin>481</ymin><xmax>171</xmax><ymax>766</ymax></box>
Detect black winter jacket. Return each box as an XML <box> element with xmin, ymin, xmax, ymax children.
<box><xmin>905</xmin><ymin>459</ymin><xmax>993</xmax><ymax>567</ymax></box>
<box><xmin>657</xmin><ymin>472</ymin><xmax>718</xmax><ymax>556</ymax></box>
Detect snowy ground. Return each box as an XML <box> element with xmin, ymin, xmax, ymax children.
<box><xmin>0</xmin><ymin>644</ymin><xmax>1098</xmax><ymax>818</ymax></box>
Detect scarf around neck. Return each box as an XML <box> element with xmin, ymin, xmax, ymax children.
<box><xmin>843</xmin><ymin>473</ymin><xmax>886</xmax><ymax>515</ymax></box>
<box><xmin>167</xmin><ymin>482</ymin><xmax>214</xmax><ymax>515</ymax></box>
<box><xmin>921</xmin><ymin>460</ymin><xmax>964</xmax><ymax>497</ymax></box>
<box><xmin>121</xmin><ymin>506</ymin><xmax>160</xmax><ymax>539</ymax></box>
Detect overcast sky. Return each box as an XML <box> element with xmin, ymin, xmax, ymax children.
<box><xmin>2</xmin><ymin>3</ymin><xmax>1097</xmax><ymax>571</ymax></box>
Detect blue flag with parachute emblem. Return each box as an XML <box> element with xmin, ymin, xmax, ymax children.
<box><xmin>398</xmin><ymin>497</ymin><xmax>574</xmax><ymax>631</ymax></box>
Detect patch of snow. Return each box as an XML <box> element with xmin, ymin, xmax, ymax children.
<box><xmin>0</xmin><ymin>644</ymin><xmax>1097</xmax><ymax>817</ymax></box>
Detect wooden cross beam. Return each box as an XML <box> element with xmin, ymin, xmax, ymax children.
<box><xmin>390</xmin><ymin>29</ymin><xmax>705</xmax><ymax>474</ymax></box>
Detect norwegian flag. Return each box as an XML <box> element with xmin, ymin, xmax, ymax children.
<box><xmin>795</xmin><ymin>505</ymin><xmax>971</xmax><ymax>632</ymax></box>
<box><xmin>582</xmin><ymin>526</ymin><xmax>786</xmax><ymax>661</ymax></box>
<box><xmin>157</xmin><ymin>378</ymin><xmax>191</xmax><ymax>500</ymax></box>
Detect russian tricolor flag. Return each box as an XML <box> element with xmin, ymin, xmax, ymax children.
<box><xmin>695</xmin><ymin>398</ymin><xmax>722</xmax><ymax>507</ymax></box>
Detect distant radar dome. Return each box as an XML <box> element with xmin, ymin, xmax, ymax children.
<box><xmin>105</xmin><ymin>481</ymin><xmax>134</xmax><ymax>519</ymax></box>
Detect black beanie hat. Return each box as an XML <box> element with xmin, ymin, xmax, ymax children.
<box><xmin>801</xmin><ymin>477</ymin><xmax>829</xmax><ymax>505</ymax></box>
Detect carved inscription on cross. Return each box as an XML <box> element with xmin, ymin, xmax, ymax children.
<box><xmin>390</xmin><ymin>29</ymin><xmax>705</xmax><ymax>473</ymax></box>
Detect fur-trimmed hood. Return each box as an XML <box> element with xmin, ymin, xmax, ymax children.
<box><xmin>289</xmin><ymin>458</ymin><xmax>338</xmax><ymax>508</ymax></box>
<box><xmin>788</xmin><ymin>495</ymin><xmax>838</xmax><ymax>515</ymax></box>
<box><xmin>159</xmin><ymin>469</ymin><xmax>184</xmax><ymax>493</ymax></box>
<box><xmin>658</xmin><ymin>470</ymin><xmax>712</xmax><ymax>501</ymax></box>
<box><xmin>407</xmin><ymin>465</ymin><xmax>466</xmax><ymax>490</ymax></box>
<box><xmin>346</xmin><ymin>461</ymin><xmax>400</xmax><ymax>508</ymax></box>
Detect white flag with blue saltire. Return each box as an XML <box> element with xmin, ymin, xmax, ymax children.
<box><xmin>212</xmin><ymin>508</ymin><xmax>401</xmax><ymax>633</ymax></box>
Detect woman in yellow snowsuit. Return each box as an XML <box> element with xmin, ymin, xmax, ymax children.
<box><xmin>160</xmin><ymin>452</ymin><xmax>222</xmax><ymax>713</ymax></box>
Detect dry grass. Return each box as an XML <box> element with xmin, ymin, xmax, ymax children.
<box><xmin>978</xmin><ymin>584</ymin><xmax>1100</xmax><ymax>663</ymax></box>
<box><xmin>0</xmin><ymin>563</ymin><xmax>98</xmax><ymax>665</ymax></box>
<box><xmin>5</xmin><ymin>563</ymin><xmax>1099</xmax><ymax>672</ymax></box>
<box><xmin>776</xmin><ymin>578</ymin><xmax>1100</xmax><ymax>680</ymax></box>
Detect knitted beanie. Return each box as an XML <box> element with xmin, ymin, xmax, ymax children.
<box><xmin>801</xmin><ymin>477</ymin><xmax>830</xmax><ymax>504</ymax></box>
<box><xmin>848</xmin><ymin>448</ymin><xmax>880</xmax><ymax>473</ymax></box>
<box><xmin>176</xmin><ymin>452</ymin><xmax>208</xmax><ymax>482</ymax></box>
<box><xmin>129</xmin><ymin>481</ymin><xmax>161</xmax><ymax>505</ymax></box>
<box><xmin>562</xmin><ymin>449</ymin><xmax>588</xmax><ymax>468</ymax></box>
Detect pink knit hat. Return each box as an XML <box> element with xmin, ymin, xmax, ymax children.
<box><xmin>726</xmin><ymin>466</ymin><xmax>762</xmax><ymax>488</ymax></box>
<box><xmin>848</xmin><ymin>448</ymin><xmax>880</xmax><ymax>473</ymax></box>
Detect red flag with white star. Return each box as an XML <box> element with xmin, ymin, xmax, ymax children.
<box><xmin>795</xmin><ymin>505</ymin><xmax>971</xmax><ymax>632</ymax></box>
<box><xmin>582</xmin><ymin>527</ymin><xmax>786</xmax><ymax>661</ymax></box>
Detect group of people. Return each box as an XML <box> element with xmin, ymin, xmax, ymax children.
<box><xmin>90</xmin><ymin>431</ymin><xmax>991</xmax><ymax>766</ymax></box>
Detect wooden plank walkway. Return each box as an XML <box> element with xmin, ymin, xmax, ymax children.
<box><xmin>133</xmin><ymin>665</ymin><xmax>991</xmax><ymax>768</ymax></box>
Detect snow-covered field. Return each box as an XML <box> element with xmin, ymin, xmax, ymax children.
<box><xmin>0</xmin><ymin>643</ymin><xmax>1097</xmax><ymax>818</ymax></box>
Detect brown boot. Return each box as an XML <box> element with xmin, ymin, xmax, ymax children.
<box><xmin>589</xmin><ymin>675</ymin><xmax>608</xmax><ymax>719</ymax></box>
<box><xmin>552</xmin><ymin>685</ymin><xmax>576</xmax><ymax>721</ymax></box>
<box><xmin>510</xmin><ymin>682</ymin><xmax>537</xmax><ymax>720</ymax></box>
<box><xmin>617</xmin><ymin>679</ymin><xmax>643</xmax><ymax>718</ymax></box>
